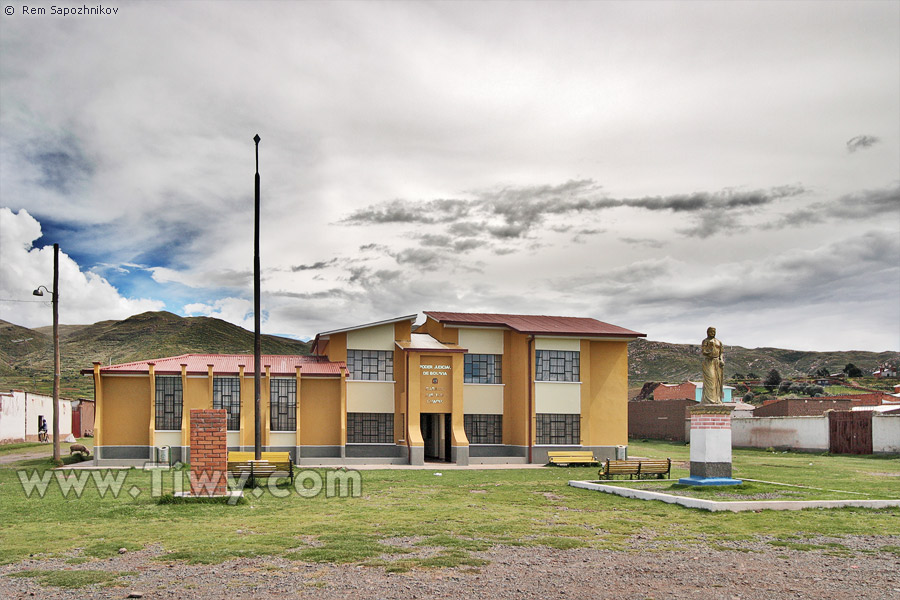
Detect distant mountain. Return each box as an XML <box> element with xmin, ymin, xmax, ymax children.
<box><xmin>0</xmin><ymin>311</ymin><xmax>311</xmax><ymax>398</ymax></box>
<box><xmin>2</xmin><ymin>311</ymin><xmax>896</xmax><ymax>399</ymax></box>
<box><xmin>629</xmin><ymin>338</ymin><xmax>898</xmax><ymax>383</ymax></box>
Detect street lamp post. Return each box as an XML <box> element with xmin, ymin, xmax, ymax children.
<box><xmin>33</xmin><ymin>243</ymin><xmax>60</xmax><ymax>463</ymax></box>
<box><xmin>253</xmin><ymin>134</ymin><xmax>262</xmax><ymax>461</ymax></box>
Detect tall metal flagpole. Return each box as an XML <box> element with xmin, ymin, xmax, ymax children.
<box><xmin>253</xmin><ymin>134</ymin><xmax>262</xmax><ymax>461</ymax></box>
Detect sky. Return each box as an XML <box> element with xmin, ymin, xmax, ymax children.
<box><xmin>1</xmin><ymin>0</ymin><xmax>898</xmax><ymax>352</ymax></box>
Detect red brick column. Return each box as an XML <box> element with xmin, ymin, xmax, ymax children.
<box><xmin>189</xmin><ymin>409</ymin><xmax>227</xmax><ymax>497</ymax></box>
<box><xmin>691</xmin><ymin>412</ymin><xmax>732</xmax><ymax>429</ymax></box>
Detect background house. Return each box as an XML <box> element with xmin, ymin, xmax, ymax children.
<box><xmin>0</xmin><ymin>390</ymin><xmax>73</xmax><ymax>443</ymax></box>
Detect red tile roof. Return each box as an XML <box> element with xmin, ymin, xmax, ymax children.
<box><xmin>83</xmin><ymin>354</ymin><xmax>344</xmax><ymax>377</ymax></box>
<box><xmin>424</xmin><ymin>311</ymin><xmax>646</xmax><ymax>338</ymax></box>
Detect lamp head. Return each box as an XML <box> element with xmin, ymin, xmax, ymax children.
<box><xmin>32</xmin><ymin>288</ymin><xmax>44</xmax><ymax>297</ymax></box>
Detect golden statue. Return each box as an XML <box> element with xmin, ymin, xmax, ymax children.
<box><xmin>701</xmin><ymin>327</ymin><xmax>724</xmax><ymax>404</ymax></box>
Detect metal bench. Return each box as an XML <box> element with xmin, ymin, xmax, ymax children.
<box><xmin>599</xmin><ymin>458</ymin><xmax>671</xmax><ymax>480</ymax></box>
<box><xmin>227</xmin><ymin>451</ymin><xmax>294</xmax><ymax>487</ymax></box>
<box><xmin>547</xmin><ymin>451</ymin><xmax>598</xmax><ymax>466</ymax></box>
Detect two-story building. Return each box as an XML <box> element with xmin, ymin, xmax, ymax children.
<box><xmin>85</xmin><ymin>311</ymin><xmax>645</xmax><ymax>466</ymax></box>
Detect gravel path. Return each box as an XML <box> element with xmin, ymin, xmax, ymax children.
<box><xmin>2</xmin><ymin>535</ymin><xmax>898</xmax><ymax>599</ymax></box>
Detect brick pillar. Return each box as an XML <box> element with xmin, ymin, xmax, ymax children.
<box><xmin>189</xmin><ymin>409</ymin><xmax>227</xmax><ymax>497</ymax></box>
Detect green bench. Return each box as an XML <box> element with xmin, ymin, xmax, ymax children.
<box><xmin>599</xmin><ymin>458</ymin><xmax>671</xmax><ymax>480</ymax></box>
<box><xmin>547</xmin><ymin>451</ymin><xmax>598</xmax><ymax>466</ymax></box>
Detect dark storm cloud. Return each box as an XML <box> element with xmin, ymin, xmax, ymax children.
<box><xmin>763</xmin><ymin>184</ymin><xmax>900</xmax><ymax>230</ymax></box>
<box><xmin>341</xmin><ymin>198</ymin><xmax>471</xmax><ymax>225</ymax></box>
<box><xmin>340</xmin><ymin>180</ymin><xmax>806</xmax><ymax>241</ymax></box>
<box><xmin>846</xmin><ymin>135</ymin><xmax>880</xmax><ymax>152</ymax></box>
<box><xmin>291</xmin><ymin>259</ymin><xmax>339</xmax><ymax>271</ymax></box>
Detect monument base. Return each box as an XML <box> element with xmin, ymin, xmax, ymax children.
<box><xmin>678</xmin><ymin>476</ymin><xmax>742</xmax><ymax>486</ymax></box>
<box><xmin>686</xmin><ymin>404</ymin><xmax>741</xmax><ymax>486</ymax></box>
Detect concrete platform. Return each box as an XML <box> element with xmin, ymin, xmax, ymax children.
<box><xmin>569</xmin><ymin>479</ymin><xmax>900</xmax><ymax>512</ymax></box>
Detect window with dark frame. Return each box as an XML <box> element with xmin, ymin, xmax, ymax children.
<box><xmin>269</xmin><ymin>378</ymin><xmax>296</xmax><ymax>431</ymax></box>
<box><xmin>347</xmin><ymin>413</ymin><xmax>393</xmax><ymax>444</ymax></box>
<box><xmin>213</xmin><ymin>376</ymin><xmax>241</xmax><ymax>431</ymax></box>
<box><xmin>155</xmin><ymin>375</ymin><xmax>183</xmax><ymax>430</ymax></box>
<box><xmin>464</xmin><ymin>354</ymin><xmax>502</xmax><ymax>384</ymax></box>
<box><xmin>535</xmin><ymin>350</ymin><xmax>580</xmax><ymax>382</ymax></box>
<box><xmin>464</xmin><ymin>414</ymin><xmax>503</xmax><ymax>444</ymax></box>
<box><xmin>346</xmin><ymin>350</ymin><xmax>394</xmax><ymax>381</ymax></box>
<box><xmin>535</xmin><ymin>413</ymin><xmax>580</xmax><ymax>445</ymax></box>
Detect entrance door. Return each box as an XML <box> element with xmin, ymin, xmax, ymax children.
<box><xmin>420</xmin><ymin>413</ymin><xmax>451</xmax><ymax>461</ymax></box>
<box><xmin>829</xmin><ymin>410</ymin><xmax>873</xmax><ymax>454</ymax></box>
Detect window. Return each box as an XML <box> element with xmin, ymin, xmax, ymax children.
<box><xmin>535</xmin><ymin>350</ymin><xmax>580</xmax><ymax>382</ymax></box>
<box><xmin>464</xmin><ymin>414</ymin><xmax>503</xmax><ymax>444</ymax></box>
<box><xmin>155</xmin><ymin>376</ymin><xmax>183</xmax><ymax>430</ymax></box>
<box><xmin>347</xmin><ymin>350</ymin><xmax>393</xmax><ymax>381</ymax></box>
<box><xmin>347</xmin><ymin>413</ymin><xmax>393</xmax><ymax>444</ymax></box>
<box><xmin>213</xmin><ymin>377</ymin><xmax>241</xmax><ymax>431</ymax></box>
<box><xmin>269</xmin><ymin>378</ymin><xmax>296</xmax><ymax>431</ymax></box>
<box><xmin>535</xmin><ymin>414</ymin><xmax>580</xmax><ymax>445</ymax></box>
<box><xmin>464</xmin><ymin>354</ymin><xmax>502</xmax><ymax>384</ymax></box>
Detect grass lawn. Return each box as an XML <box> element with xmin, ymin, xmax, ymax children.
<box><xmin>1</xmin><ymin>440</ymin><xmax>898</xmax><ymax>570</ymax></box>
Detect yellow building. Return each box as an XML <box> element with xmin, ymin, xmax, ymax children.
<box><xmin>85</xmin><ymin>311</ymin><xmax>644</xmax><ymax>465</ymax></box>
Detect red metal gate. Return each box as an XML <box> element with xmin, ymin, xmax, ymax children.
<box><xmin>828</xmin><ymin>411</ymin><xmax>872</xmax><ymax>454</ymax></box>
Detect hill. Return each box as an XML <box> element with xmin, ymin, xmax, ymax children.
<box><xmin>0</xmin><ymin>311</ymin><xmax>311</xmax><ymax>398</ymax></box>
<box><xmin>629</xmin><ymin>338</ymin><xmax>898</xmax><ymax>383</ymax></box>
<box><xmin>2</xmin><ymin>312</ymin><xmax>896</xmax><ymax>400</ymax></box>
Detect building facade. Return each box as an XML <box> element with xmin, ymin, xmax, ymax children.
<box><xmin>0</xmin><ymin>390</ymin><xmax>73</xmax><ymax>444</ymax></box>
<box><xmin>85</xmin><ymin>311</ymin><xmax>645</xmax><ymax>465</ymax></box>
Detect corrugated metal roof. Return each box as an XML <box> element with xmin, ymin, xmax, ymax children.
<box><xmin>424</xmin><ymin>311</ymin><xmax>645</xmax><ymax>338</ymax></box>
<box><xmin>87</xmin><ymin>354</ymin><xmax>344</xmax><ymax>376</ymax></box>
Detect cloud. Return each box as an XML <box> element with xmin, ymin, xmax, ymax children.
<box><xmin>763</xmin><ymin>184</ymin><xmax>900</xmax><ymax>230</ymax></box>
<box><xmin>183</xmin><ymin>298</ymin><xmax>255</xmax><ymax>330</ymax></box>
<box><xmin>846</xmin><ymin>135</ymin><xmax>880</xmax><ymax>152</ymax></box>
<box><xmin>291</xmin><ymin>259</ymin><xmax>338</xmax><ymax>272</ymax></box>
<box><xmin>620</xmin><ymin>237</ymin><xmax>665</xmax><ymax>248</ymax></box>
<box><xmin>0</xmin><ymin>208</ymin><xmax>165</xmax><ymax>327</ymax></box>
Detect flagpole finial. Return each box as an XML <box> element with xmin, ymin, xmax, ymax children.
<box><xmin>253</xmin><ymin>134</ymin><xmax>260</xmax><ymax>144</ymax></box>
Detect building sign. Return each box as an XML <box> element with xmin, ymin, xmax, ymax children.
<box><xmin>420</xmin><ymin>360</ymin><xmax>451</xmax><ymax>408</ymax></box>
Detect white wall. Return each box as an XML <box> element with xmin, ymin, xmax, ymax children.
<box><xmin>0</xmin><ymin>393</ymin><xmax>25</xmax><ymax>443</ymax></box>
<box><xmin>458</xmin><ymin>328</ymin><xmax>503</xmax><ymax>354</ymax></box>
<box><xmin>0</xmin><ymin>391</ymin><xmax>72</xmax><ymax>443</ymax></box>
<box><xmin>731</xmin><ymin>415</ymin><xmax>828</xmax><ymax>452</ymax></box>
<box><xmin>873</xmin><ymin>414</ymin><xmax>900</xmax><ymax>453</ymax></box>
<box><xmin>347</xmin><ymin>323</ymin><xmax>395</xmax><ymax>350</ymax></box>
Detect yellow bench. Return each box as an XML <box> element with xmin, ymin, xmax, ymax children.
<box><xmin>227</xmin><ymin>451</ymin><xmax>294</xmax><ymax>486</ymax></box>
<box><xmin>547</xmin><ymin>451</ymin><xmax>598</xmax><ymax>466</ymax></box>
<box><xmin>599</xmin><ymin>458</ymin><xmax>671</xmax><ymax>480</ymax></box>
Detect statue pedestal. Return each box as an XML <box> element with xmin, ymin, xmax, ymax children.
<box><xmin>678</xmin><ymin>405</ymin><xmax>742</xmax><ymax>486</ymax></box>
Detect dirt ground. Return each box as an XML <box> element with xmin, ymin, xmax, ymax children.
<box><xmin>2</xmin><ymin>535</ymin><xmax>899</xmax><ymax>599</ymax></box>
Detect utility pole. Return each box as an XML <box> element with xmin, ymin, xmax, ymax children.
<box><xmin>253</xmin><ymin>134</ymin><xmax>262</xmax><ymax>461</ymax></box>
<box><xmin>52</xmin><ymin>243</ymin><xmax>59</xmax><ymax>463</ymax></box>
<box><xmin>33</xmin><ymin>243</ymin><xmax>60</xmax><ymax>463</ymax></box>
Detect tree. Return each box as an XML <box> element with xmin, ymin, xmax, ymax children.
<box><xmin>814</xmin><ymin>367</ymin><xmax>830</xmax><ymax>378</ymax></box>
<box><xmin>764</xmin><ymin>368</ymin><xmax>782</xmax><ymax>391</ymax></box>
<box><xmin>747</xmin><ymin>372</ymin><xmax>759</xmax><ymax>380</ymax></box>
<box><xmin>843</xmin><ymin>363</ymin><xmax>863</xmax><ymax>378</ymax></box>
<box><xmin>742</xmin><ymin>391</ymin><xmax>755</xmax><ymax>403</ymax></box>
